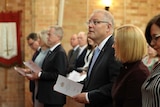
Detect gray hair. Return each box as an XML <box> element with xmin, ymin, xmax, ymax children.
<box><xmin>38</xmin><ymin>30</ymin><xmax>49</xmax><ymax>46</ymax></box>
<box><xmin>50</xmin><ymin>25</ymin><xmax>64</xmax><ymax>40</ymax></box>
<box><xmin>91</xmin><ymin>9</ymin><xmax>114</xmax><ymax>32</ymax></box>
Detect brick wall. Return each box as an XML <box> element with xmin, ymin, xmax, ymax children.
<box><xmin>0</xmin><ymin>0</ymin><xmax>25</xmax><ymax>107</ymax></box>
<box><xmin>0</xmin><ymin>0</ymin><xmax>160</xmax><ymax>107</ymax></box>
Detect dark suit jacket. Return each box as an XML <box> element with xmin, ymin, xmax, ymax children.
<box><xmin>112</xmin><ymin>61</ymin><xmax>149</xmax><ymax>107</ymax></box>
<box><xmin>75</xmin><ymin>48</ymin><xmax>87</xmax><ymax>72</ymax></box>
<box><xmin>30</xmin><ymin>48</ymin><xmax>41</xmax><ymax>100</ymax></box>
<box><xmin>37</xmin><ymin>44</ymin><xmax>68</xmax><ymax>105</ymax></box>
<box><xmin>67</xmin><ymin>47</ymin><xmax>79</xmax><ymax>73</ymax></box>
<box><xmin>82</xmin><ymin>36</ymin><xmax>122</xmax><ymax>107</ymax></box>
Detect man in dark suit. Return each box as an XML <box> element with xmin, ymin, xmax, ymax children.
<box><xmin>75</xmin><ymin>31</ymin><xmax>88</xmax><ymax>72</ymax></box>
<box><xmin>26</xmin><ymin>32</ymin><xmax>40</xmax><ymax>104</ymax></box>
<box><xmin>67</xmin><ymin>33</ymin><xmax>79</xmax><ymax>74</ymax></box>
<box><xmin>73</xmin><ymin>9</ymin><xmax>122</xmax><ymax>107</ymax></box>
<box><xmin>26</xmin><ymin>25</ymin><xmax>68</xmax><ymax>107</ymax></box>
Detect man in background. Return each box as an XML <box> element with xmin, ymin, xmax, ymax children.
<box><xmin>26</xmin><ymin>32</ymin><xmax>40</xmax><ymax>105</ymax></box>
<box><xmin>26</xmin><ymin>25</ymin><xmax>68</xmax><ymax>107</ymax></box>
<box><xmin>75</xmin><ymin>31</ymin><xmax>88</xmax><ymax>72</ymax></box>
<box><xmin>67</xmin><ymin>33</ymin><xmax>79</xmax><ymax>74</ymax></box>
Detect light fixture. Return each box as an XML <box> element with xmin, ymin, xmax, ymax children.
<box><xmin>102</xmin><ymin>0</ymin><xmax>112</xmax><ymax>11</ymax></box>
<box><xmin>105</xmin><ymin>6</ymin><xmax>110</xmax><ymax>11</ymax></box>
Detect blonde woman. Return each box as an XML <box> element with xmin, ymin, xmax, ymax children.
<box><xmin>112</xmin><ymin>25</ymin><xmax>150</xmax><ymax>107</ymax></box>
<box><xmin>30</xmin><ymin>30</ymin><xmax>49</xmax><ymax>107</ymax></box>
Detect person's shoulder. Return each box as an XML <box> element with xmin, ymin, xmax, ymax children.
<box><xmin>132</xmin><ymin>62</ymin><xmax>150</xmax><ymax>77</ymax></box>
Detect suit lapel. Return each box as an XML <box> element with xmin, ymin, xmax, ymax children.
<box><xmin>42</xmin><ymin>45</ymin><xmax>61</xmax><ymax>69</ymax></box>
<box><xmin>85</xmin><ymin>36</ymin><xmax>114</xmax><ymax>87</ymax></box>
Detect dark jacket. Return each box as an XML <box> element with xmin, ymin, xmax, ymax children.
<box><xmin>37</xmin><ymin>45</ymin><xmax>68</xmax><ymax>105</ymax></box>
<box><xmin>83</xmin><ymin>36</ymin><xmax>122</xmax><ymax>107</ymax></box>
<box><xmin>112</xmin><ymin>61</ymin><xmax>150</xmax><ymax>107</ymax></box>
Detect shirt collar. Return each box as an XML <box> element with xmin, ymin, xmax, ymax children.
<box><xmin>73</xmin><ymin>45</ymin><xmax>79</xmax><ymax>51</ymax></box>
<box><xmin>49</xmin><ymin>42</ymin><xmax>61</xmax><ymax>51</ymax></box>
<box><xmin>79</xmin><ymin>45</ymin><xmax>87</xmax><ymax>50</ymax></box>
<box><xmin>97</xmin><ymin>35</ymin><xmax>112</xmax><ymax>51</ymax></box>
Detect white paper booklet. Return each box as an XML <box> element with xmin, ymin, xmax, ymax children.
<box><xmin>67</xmin><ymin>70</ymin><xmax>86</xmax><ymax>82</ymax></box>
<box><xmin>53</xmin><ymin>75</ymin><xmax>84</xmax><ymax>97</ymax></box>
<box><xmin>23</xmin><ymin>60</ymin><xmax>42</xmax><ymax>72</ymax></box>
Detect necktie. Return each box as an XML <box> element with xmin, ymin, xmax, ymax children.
<box><xmin>69</xmin><ymin>49</ymin><xmax>74</xmax><ymax>59</ymax></box>
<box><xmin>88</xmin><ymin>47</ymin><xmax>100</xmax><ymax>77</ymax></box>
<box><xmin>46</xmin><ymin>50</ymin><xmax>52</xmax><ymax>58</ymax></box>
<box><xmin>42</xmin><ymin>50</ymin><xmax>52</xmax><ymax>65</ymax></box>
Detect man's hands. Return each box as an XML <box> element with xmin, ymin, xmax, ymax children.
<box><xmin>73</xmin><ymin>92</ymin><xmax>89</xmax><ymax>104</ymax></box>
<box><xmin>25</xmin><ymin>69</ymin><xmax>40</xmax><ymax>80</ymax></box>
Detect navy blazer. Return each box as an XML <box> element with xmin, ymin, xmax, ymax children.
<box><xmin>83</xmin><ymin>36</ymin><xmax>122</xmax><ymax>107</ymax></box>
<box><xmin>75</xmin><ymin>48</ymin><xmax>87</xmax><ymax>72</ymax></box>
<box><xmin>37</xmin><ymin>45</ymin><xmax>68</xmax><ymax>105</ymax></box>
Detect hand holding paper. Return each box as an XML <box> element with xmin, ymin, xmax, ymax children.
<box><xmin>73</xmin><ymin>92</ymin><xmax>89</xmax><ymax>104</ymax></box>
<box><xmin>14</xmin><ymin>67</ymin><xmax>34</xmax><ymax>77</ymax></box>
<box><xmin>23</xmin><ymin>60</ymin><xmax>42</xmax><ymax>80</ymax></box>
<box><xmin>14</xmin><ymin>67</ymin><xmax>26</xmax><ymax>76</ymax></box>
<box><xmin>53</xmin><ymin>75</ymin><xmax>84</xmax><ymax>97</ymax></box>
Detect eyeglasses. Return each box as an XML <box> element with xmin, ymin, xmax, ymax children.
<box><xmin>151</xmin><ymin>34</ymin><xmax>160</xmax><ymax>42</ymax></box>
<box><xmin>86</xmin><ymin>20</ymin><xmax>109</xmax><ymax>26</ymax></box>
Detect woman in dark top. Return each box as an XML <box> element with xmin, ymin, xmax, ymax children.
<box><xmin>112</xmin><ymin>24</ymin><xmax>150</xmax><ymax>107</ymax></box>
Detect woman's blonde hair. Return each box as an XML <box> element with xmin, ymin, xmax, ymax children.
<box><xmin>38</xmin><ymin>30</ymin><xmax>49</xmax><ymax>46</ymax></box>
<box><xmin>114</xmin><ymin>24</ymin><xmax>147</xmax><ymax>63</ymax></box>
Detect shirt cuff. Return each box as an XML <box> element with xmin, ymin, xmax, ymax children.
<box><xmin>38</xmin><ymin>72</ymin><xmax>42</xmax><ymax>78</ymax></box>
<box><xmin>85</xmin><ymin>93</ymin><xmax>90</xmax><ymax>103</ymax></box>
